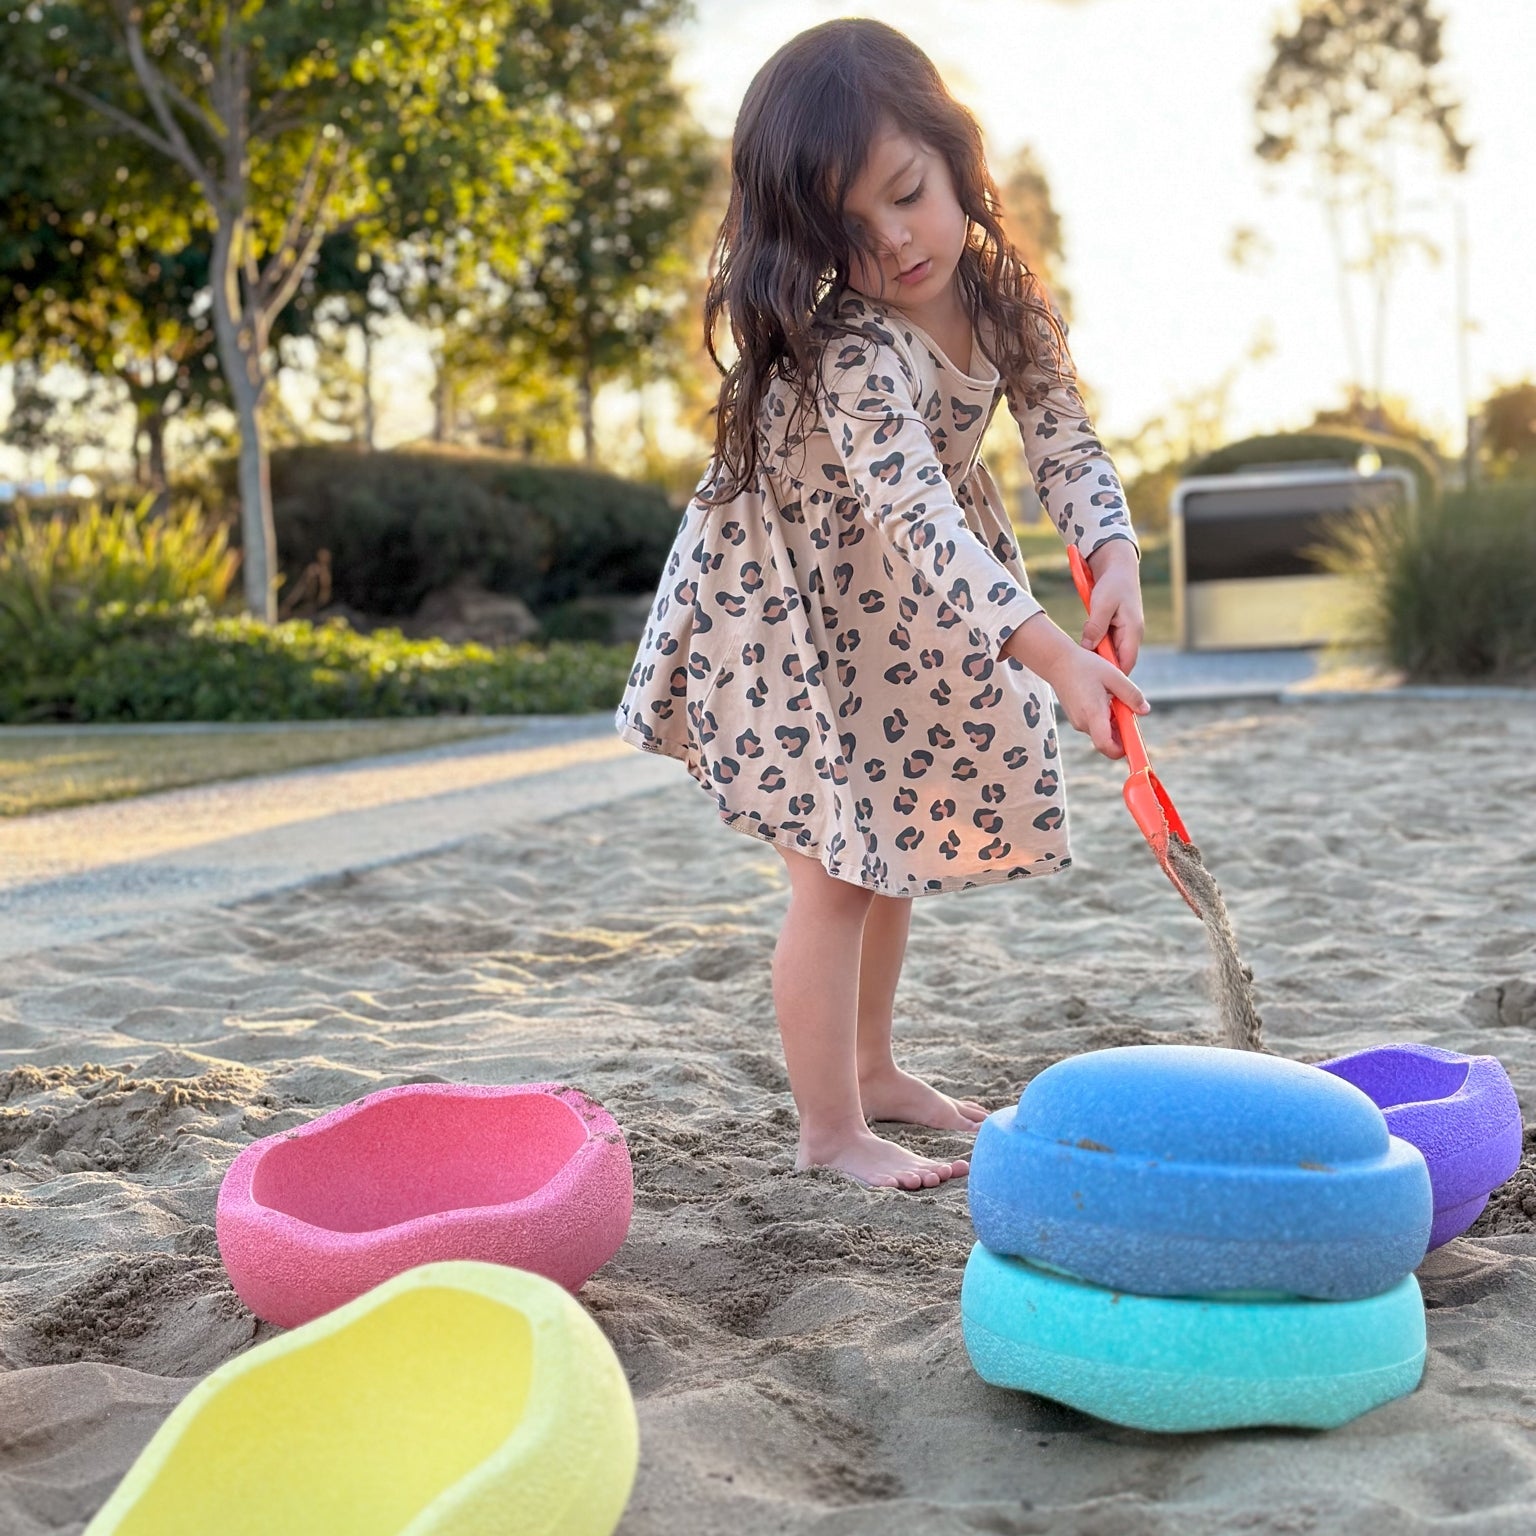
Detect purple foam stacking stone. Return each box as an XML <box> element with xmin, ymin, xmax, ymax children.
<box><xmin>1318</xmin><ymin>1043</ymin><xmax>1523</xmax><ymax>1249</ymax></box>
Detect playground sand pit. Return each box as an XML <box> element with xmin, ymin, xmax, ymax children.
<box><xmin>1</xmin><ymin>695</ymin><xmax>1534</xmax><ymax>1534</ymax></box>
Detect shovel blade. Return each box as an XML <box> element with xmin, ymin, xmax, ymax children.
<box><xmin>1122</xmin><ymin>771</ymin><xmax>1200</xmax><ymax>916</ymax></box>
<box><xmin>1150</xmin><ymin>769</ymin><xmax>1191</xmax><ymax>845</ymax></box>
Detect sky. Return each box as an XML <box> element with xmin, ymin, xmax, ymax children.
<box><xmin>670</xmin><ymin>0</ymin><xmax>1535</xmax><ymax>453</ymax></box>
<box><xmin>3</xmin><ymin>0</ymin><xmax>1532</xmax><ymax>485</ymax></box>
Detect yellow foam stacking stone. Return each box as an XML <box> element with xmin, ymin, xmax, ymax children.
<box><xmin>85</xmin><ymin>1261</ymin><xmax>638</xmax><ymax>1536</ymax></box>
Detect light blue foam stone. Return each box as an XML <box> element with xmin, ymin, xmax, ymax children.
<box><xmin>961</xmin><ymin>1243</ymin><xmax>1427</xmax><ymax>1432</ymax></box>
<box><xmin>969</xmin><ymin>1045</ymin><xmax>1433</xmax><ymax>1300</ymax></box>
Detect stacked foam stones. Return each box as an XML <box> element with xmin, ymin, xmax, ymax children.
<box><xmin>961</xmin><ymin>1045</ymin><xmax>1435</xmax><ymax>1432</ymax></box>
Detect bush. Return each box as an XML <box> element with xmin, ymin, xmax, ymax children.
<box><xmin>1321</xmin><ymin>483</ymin><xmax>1536</xmax><ymax>681</ymax></box>
<box><xmin>1123</xmin><ymin>465</ymin><xmax>1180</xmax><ymax>537</ymax></box>
<box><xmin>1186</xmin><ymin>429</ymin><xmax>1441</xmax><ymax>514</ymax></box>
<box><xmin>229</xmin><ymin>445</ymin><xmax>682</xmax><ymax>617</ymax></box>
<box><xmin>538</xmin><ymin>597</ymin><xmax>629</xmax><ymax>643</ymax></box>
<box><xmin>0</xmin><ymin>497</ymin><xmax>238</xmax><ymax>636</ymax></box>
<box><xmin>0</xmin><ymin>598</ymin><xmax>635</xmax><ymax>723</ymax></box>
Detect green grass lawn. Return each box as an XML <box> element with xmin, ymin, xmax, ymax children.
<box><xmin>0</xmin><ymin>718</ymin><xmax>517</xmax><ymax>817</ymax></box>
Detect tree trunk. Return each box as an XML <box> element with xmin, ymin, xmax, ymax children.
<box><xmin>432</xmin><ymin>341</ymin><xmax>453</xmax><ymax>443</ymax></box>
<box><xmin>1320</xmin><ymin>184</ymin><xmax>1365</xmax><ymax>403</ymax></box>
<box><xmin>579</xmin><ymin>358</ymin><xmax>596</xmax><ymax>467</ymax></box>
<box><xmin>1367</xmin><ymin>171</ymin><xmax>1397</xmax><ymax>411</ymax></box>
<box><xmin>577</xmin><ymin>308</ymin><xmax>599</xmax><ymax>465</ymax></box>
<box><xmin>233</xmin><ymin>411</ymin><xmax>276</xmax><ymax>615</ymax></box>
<box><xmin>128</xmin><ymin>391</ymin><xmax>169</xmax><ymax>506</ymax></box>
<box><xmin>361</xmin><ymin>317</ymin><xmax>376</xmax><ymax>452</ymax></box>
<box><xmin>208</xmin><ymin>215</ymin><xmax>277</xmax><ymax>621</ymax></box>
<box><xmin>144</xmin><ymin>407</ymin><xmax>170</xmax><ymax>507</ymax></box>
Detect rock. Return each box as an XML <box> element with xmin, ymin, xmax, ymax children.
<box><xmin>404</xmin><ymin>578</ymin><xmax>540</xmax><ymax>647</ymax></box>
<box><xmin>590</xmin><ymin>593</ymin><xmax>656</xmax><ymax>645</ymax></box>
<box><xmin>310</xmin><ymin>602</ymin><xmax>381</xmax><ymax>634</ymax></box>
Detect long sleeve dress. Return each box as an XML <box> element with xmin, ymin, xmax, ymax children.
<box><xmin>614</xmin><ymin>289</ymin><xmax>1137</xmax><ymax>897</ymax></box>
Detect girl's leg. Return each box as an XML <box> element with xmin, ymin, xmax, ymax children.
<box><xmin>773</xmin><ymin>848</ymin><xmax>966</xmax><ymax>1190</ymax></box>
<box><xmin>854</xmin><ymin>894</ymin><xmax>989</xmax><ymax>1132</ymax></box>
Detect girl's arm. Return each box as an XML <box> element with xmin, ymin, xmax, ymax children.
<box><xmin>1003</xmin><ymin>314</ymin><xmax>1137</xmax><ymax>565</ymax></box>
<box><xmin>820</xmin><ymin>330</ymin><xmax>1041</xmax><ymax>660</ymax></box>
<box><xmin>819</xmin><ymin>324</ymin><xmax>1148</xmax><ymax>760</ymax></box>
<box><xmin>1005</xmin><ymin>316</ymin><xmax>1145</xmax><ymax>671</ymax></box>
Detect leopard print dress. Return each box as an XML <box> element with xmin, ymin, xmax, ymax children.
<box><xmin>615</xmin><ymin>290</ymin><xmax>1137</xmax><ymax>897</ymax></box>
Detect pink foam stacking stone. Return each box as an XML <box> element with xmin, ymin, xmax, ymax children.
<box><xmin>217</xmin><ymin>1082</ymin><xmax>633</xmax><ymax>1329</ymax></box>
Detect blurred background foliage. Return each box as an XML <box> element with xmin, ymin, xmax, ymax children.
<box><xmin>0</xmin><ymin>0</ymin><xmax>1531</xmax><ymax>719</ymax></box>
<box><xmin>1320</xmin><ymin>482</ymin><xmax>1536</xmax><ymax>682</ymax></box>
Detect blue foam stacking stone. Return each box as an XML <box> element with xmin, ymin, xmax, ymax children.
<box><xmin>1318</xmin><ymin>1042</ymin><xmax>1524</xmax><ymax>1250</ymax></box>
<box><xmin>961</xmin><ymin>1243</ymin><xmax>1427</xmax><ymax>1432</ymax></box>
<box><xmin>969</xmin><ymin>1045</ymin><xmax>1432</xmax><ymax>1300</ymax></box>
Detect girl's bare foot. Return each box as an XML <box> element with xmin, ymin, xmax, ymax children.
<box><xmin>857</xmin><ymin>1065</ymin><xmax>988</xmax><ymax>1133</ymax></box>
<box><xmin>796</xmin><ymin>1125</ymin><xmax>969</xmax><ymax>1190</ymax></box>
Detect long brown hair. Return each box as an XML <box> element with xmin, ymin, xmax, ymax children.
<box><xmin>699</xmin><ymin>18</ymin><xmax>1067</xmax><ymax>506</ymax></box>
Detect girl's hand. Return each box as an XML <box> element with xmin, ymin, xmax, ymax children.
<box><xmin>1049</xmin><ymin>644</ymin><xmax>1150</xmax><ymax>760</ymax></box>
<box><xmin>1000</xmin><ymin>612</ymin><xmax>1150</xmax><ymax>761</ymax></box>
<box><xmin>1081</xmin><ymin>540</ymin><xmax>1145</xmax><ymax>673</ymax></box>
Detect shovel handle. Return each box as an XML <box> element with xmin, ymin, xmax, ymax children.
<box><xmin>1067</xmin><ymin>548</ymin><xmax>1150</xmax><ymax>775</ymax></box>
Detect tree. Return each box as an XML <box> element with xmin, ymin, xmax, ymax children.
<box><xmin>1254</xmin><ymin>0</ymin><xmax>1471</xmax><ymax>420</ymax></box>
<box><xmin>0</xmin><ymin>181</ymin><xmax>371</xmax><ymax>497</ymax></box>
<box><xmin>2</xmin><ymin>361</ymin><xmax>128</xmax><ymax>483</ymax></box>
<box><xmin>274</xmin><ymin>229</ymin><xmax>386</xmax><ymax>450</ymax></box>
<box><xmin>1309</xmin><ymin>389</ymin><xmax>1445</xmax><ymax>463</ymax></box>
<box><xmin>1479</xmin><ymin>381</ymin><xmax>1536</xmax><ymax>480</ymax></box>
<box><xmin>623</xmin><ymin>131</ymin><xmax>731</xmax><ymax>493</ymax></box>
<box><xmin>6</xmin><ymin>2</ymin><xmax>566</xmax><ymax>619</ymax></box>
<box><xmin>488</xmin><ymin>0</ymin><xmax>717</xmax><ymax>465</ymax></box>
<box><xmin>997</xmin><ymin>144</ymin><xmax>1072</xmax><ymax>321</ymax></box>
<box><xmin>1088</xmin><ymin>328</ymin><xmax>1279</xmax><ymax>536</ymax></box>
<box><xmin>0</xmin><ymin>24</ymin><xmax>211</xmax><ymax>493</ymax></box>
<box><xmin>983</xmin><ymin>143</ymin><xmax>1072</xmax><ymax>521</ymax></box>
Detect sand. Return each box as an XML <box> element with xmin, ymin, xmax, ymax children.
<box><xmin>1165</xmin><ymin>835</ymin><xmax>1266</xmax><ymax>1052</ymax></box>
<box><xmin>1</xmin><ymin>694</ymin><xmax>1534</xmax><ymax>1535</ymax></box>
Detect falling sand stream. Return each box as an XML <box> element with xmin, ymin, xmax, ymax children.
<box><xmin>1165</xmin><ymin>835</ymin><xmax>1265</xmax><ymax>1052</ymax></box>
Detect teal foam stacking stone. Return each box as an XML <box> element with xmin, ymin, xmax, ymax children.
<box><xmin>969</xmin><ymin>1045</ymin><xmax>1432</xmax><ymax>1300</ymax></box>
<box><xmin>961</xmin><ymin>1243</ymin><xmax>1427</xmax><ymax>1432</ymax></box>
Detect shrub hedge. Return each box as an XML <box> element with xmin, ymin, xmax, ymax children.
<box><xmin>1322</xmin><ymin>482</ymin><xmax>1536</xmax><ymax>681</ymax></box>
<box><xmin>1</xmin><ymin>487</ymin><xmax>643</xmax><ymax>723</ymax></box>
<box><xmin>1</xmin><ymin>598</ymin><xmax>634</xmax><ymax>723</ymax></box>
<box><xmin>243</xmin><ymin>445</ymin><xmax>683</xmax><ymax>617</ymax></box>
<box><xmin>0</xmin><ymin>498</ymin><xmax>237</xmax><ymax>628</ymax></box>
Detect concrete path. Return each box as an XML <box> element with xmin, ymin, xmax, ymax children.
<box><xmin>0</xmin><ymin>716</ymin><xmax>674</xmax><ymax>960</ymax></box>
<box><xmin>1129</xmin><ymin>644</ymin><xmax>1323</xmax><ymax>701</ymax></box>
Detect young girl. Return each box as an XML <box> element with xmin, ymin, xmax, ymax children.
<box><xmin>616</xmin><ymin>19</ymin><xmax>1149</xmax><ymax>1190</ymax></box>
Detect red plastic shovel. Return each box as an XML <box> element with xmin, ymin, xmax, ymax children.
<box><xmin>1067</xmin><ymin>546</ymin><xmax>1199</xmax><ymax>915</ymax></box>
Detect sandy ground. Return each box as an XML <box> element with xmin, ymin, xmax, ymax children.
<box><xmin>0</xmin><ymin>717</ymin><xmax>674</xmax><ymax>957</ymax></box>
<box><xmin>1</xmin><ymin>695</ymin><xmax>1534</xmax><ymax>1535</ymax></box>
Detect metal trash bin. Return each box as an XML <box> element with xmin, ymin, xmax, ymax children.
<box><xmin>1169</xmin><ymin>465</ymin><xmax>1415</xmax><ymax>650</ymax></box>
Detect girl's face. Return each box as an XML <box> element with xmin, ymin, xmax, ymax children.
<box><xmin>842</xmin><ymin>123</ymin><xmax>968</xmax><ymax>317</ymax></box>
